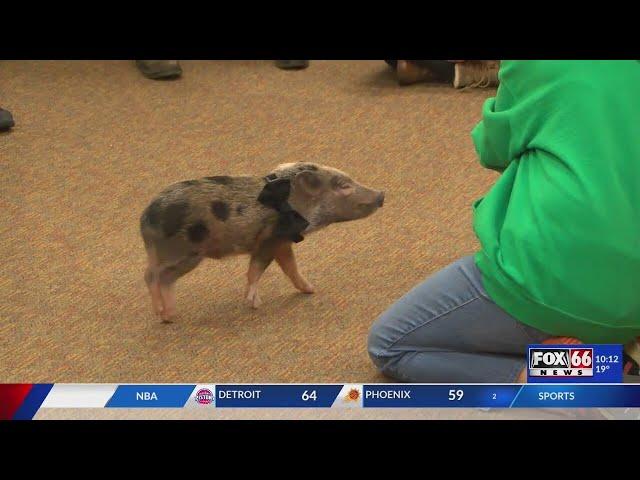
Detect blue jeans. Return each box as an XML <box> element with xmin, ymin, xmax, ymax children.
<box><xmin>368</xmin><ymin>256</ymin><xmax>550</xmax><ymax>383</ymax></box>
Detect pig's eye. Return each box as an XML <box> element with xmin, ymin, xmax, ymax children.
<box><xmin>336</xmin><ymin>183</ymin><xmax>354</xmax><ymax>196</ymax></box>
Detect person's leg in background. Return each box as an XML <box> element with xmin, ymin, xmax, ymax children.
<box><xmin>385</xmin><ymin>60</ymin><xmax>452</xmax><ymax>85</ymax></box>
<box><xmin>368</xmin><ymin>255</ymin><xmax>551</xmax><ymax>383</ymax></box>
<box><xmin>452</xmin><ymin>60</ymin><xmax>500</xmax><ymax>89</ymax></box>
<box><xmin>385</xmin><ymin>60</ymin><xmax>500</xmax><ymax>89</ymax></box>
<box><xmin>0</xmin><ymin>108</ymin><xmax>14</xmax><ymax>131</ymax></box>
<box><xmin>136</xmin><ymin>60</ymin><xmax>182</xmax><ymax>79</ymax></box>
<box><xmin>275</xmin><ymin>60</ymin><xmax>309</xmax><ymax>70</ymax></box>
<box><xmin>399</xmin><ymin>60</ymin><xmax>455</xmax><ymax>85</ymax></box>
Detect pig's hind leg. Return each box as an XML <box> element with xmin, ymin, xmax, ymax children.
<box><xmin>245</xmin><ymin>241</ymin><xmax>281</xmax><ymax>309</ymax></box>
<box><xmin>144</xmin><ymin>247</ymin><xmax>164</xmax><ymax>317</ymax></box>
<box><xmin>274</xmin><ymin>242</ymin><xmax>315</xmax><ymax>294</ymax></box>
<box><xmin>245</xmin><ymin>257</ymin><xmax>271</xmax><ymax>309</ymax></box>
<box><xmin>144</xmin><ymin>266</ymin><xmax>164</xmax><ymax>317</ymax></box>
<box><xmin>157</xmin><ymin>255</ymin><xmax>203</xmax><ymax>322</ymax></box>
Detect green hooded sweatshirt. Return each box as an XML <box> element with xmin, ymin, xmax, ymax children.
<box><xmin>472</xmin><ymin>60</ymin><xmax>640</xmax><ymax>343</ymax></box>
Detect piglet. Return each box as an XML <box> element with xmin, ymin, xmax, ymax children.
<box><xmin>140</xmin><ymin>162</ymin><xmax>384</xmax><ymax>321</ymax></box>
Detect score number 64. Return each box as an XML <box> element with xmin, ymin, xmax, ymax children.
<box><xmin>302</xmin><ymin>390</ymin><xmax>317</xmax><ymax>401</ymax></box>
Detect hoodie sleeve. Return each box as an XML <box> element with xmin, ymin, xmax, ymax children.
<box><xmin>471</xmin><ymin>61</ymin><xmax>544</xmax><ymax>172</ymax></box>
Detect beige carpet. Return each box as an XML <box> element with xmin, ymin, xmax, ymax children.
<box><xmin>0</xmin><ymin>60</ymin><xmax>497</xmax><ymax>383</ymax></box>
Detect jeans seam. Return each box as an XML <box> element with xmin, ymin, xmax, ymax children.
<box><xmin>469</xmin><ymin>273</ymin><xmax>492</xmax><ymax>301</ymax></box>
<box><xmin>459</xmin><ymin>257</ymin><xmax>492</xmax><ymax>300</ymax></box>
<box><xmin>386</xmin><ymin>294</ymin><xmax>482</xmax><ymax>352</ymax></box>
<box><xmin>464</xmin><ymin>258</ymin><xmax>546</xmax><ymax>345</ymax></box>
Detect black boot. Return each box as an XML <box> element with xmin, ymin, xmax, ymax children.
<box><xmin>0</xmin><ymin>108</ymin><xmax>14</xmax><ymax>131</ymax></box>
<box><xmin>275</xmin><ymin>60</ymin><xmax>309</xmax><ymax>70</ymax></box>
<box><xmin>136</xmin><ymin>60</ymin><xmax>182</xmax><ymax>80</ymax></box>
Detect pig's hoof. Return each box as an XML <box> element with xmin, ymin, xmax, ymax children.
<box><xmin>297</xmin><ymin>283</ymin><xmax>315</xmax><ymax>294</ymax></box>
<box><xmin>251</xmin><ymin>296</ymin><xmax>262</xmax><ymax>309</ymax></box>
<box><xmin>160</xmin><ymin>309</ymin><xmax>176</xmax><ymax>323</ymax></box>
<box><xmin>246</xmin><ymin>291</ymin><xmax>261</xmax><ymax>309</ymax></box>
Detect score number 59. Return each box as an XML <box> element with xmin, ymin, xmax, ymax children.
<box><xmin>448</xmin><ymin>389</ymin><xmax>464</xmax><ymax>401</ymax></box>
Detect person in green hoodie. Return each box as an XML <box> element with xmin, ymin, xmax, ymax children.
<box><xmin>368</xmin><ymin>60</ymin><xmax>640</xmax><ymax>383</ymax></box>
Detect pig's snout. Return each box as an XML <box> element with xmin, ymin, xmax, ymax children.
<box><xmin>376</xmin><ymin>191</ymin><xmax>385</xmax><ymax>208</ymax></box>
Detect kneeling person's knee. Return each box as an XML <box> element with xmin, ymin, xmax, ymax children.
<box><xmin>367</xmin><ymin>312</ymin><xmax>399</xmax><ymax>371</ymax></box>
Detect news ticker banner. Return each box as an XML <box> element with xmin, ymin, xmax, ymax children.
<box><xmin>0</xmin><ymin>345</ymin><xmax>632</xmax><ymax>419</ymax></box>
<box><xmin>2</xmin><ymin>383</ymin><xmax>640</xmax><ymax>419</ymax></box>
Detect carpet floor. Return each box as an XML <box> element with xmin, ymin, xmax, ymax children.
<box><xmin>0</xmin><ymin>60</ymin><xmax>497</xmax><ymax>383</ymax></box>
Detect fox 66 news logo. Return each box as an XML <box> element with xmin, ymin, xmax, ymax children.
<box><xmin>528</xmin><ymin>347</ymin><xmax>593</xmax><ymax>377</ymax></box>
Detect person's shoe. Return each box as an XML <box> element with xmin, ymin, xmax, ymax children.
<box><xmin>136</xmin><ymin>60</ymin><xmax>182</xmax><ymax>80</ymax></box>
<box><xmin>624</xmin><ymin>339</ymin><xmax>640</xmax><ymax>376</ymax></box>
<box><xmin>537</xmin><ymin>337</ymin><xmax>639</xmax><ymax>377</ymax></box>
<box><xmin>453</xmin><ymin>61</ymin><xmax>500</xmax><ymax>89</ymax></box>
<box><xmin>0</xmin><ymin>108</ymin><xmax>14</xmax><ymax>131</ymax></box>
<box><xmin>275</xmin><ymin>60</ymin><xmax>309</xmax><ymax>70</ymax></box>
<box><xmin>396</xmin><ymin>60</ymin><xmax>437</xmax><ymax>85</ymax></box>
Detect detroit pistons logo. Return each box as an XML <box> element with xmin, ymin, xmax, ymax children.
<box><xmin>195</xmin><ymin>388</ymin><xmax>214</xmax><ymax>405</ymax></box>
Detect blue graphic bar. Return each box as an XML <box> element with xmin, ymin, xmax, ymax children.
<box><xmin>215</xmin><ymin>385</ymin><xmax>342</xmax><ymax>407</ymax></box>
<box><xmin>511</xmin><ymin>385</ymin><xmax>640</xmax><ymax>408</ymax></box>
<box><xmin>363</xmin><ymin>385</ymin><xmax>522</xmax><ymax>408</ymax></box>
<box><xmin>361</xmin><ymin>384</ymin><xmax>640</xmax><ymax>408</ymax></box>
<box><xmin>106</xmin><ymin>385</ymin><xmax>195</xmax><ymax>408</ymax></box>
<box><xmin>12</xmin><ymin>384</ymin><xmax>54</xmax><ymax>420</ymax></box>
<box><xmin>24</xmin><ymin>383</ymin><xmax>640</xmax><ymax>410</ymax></box>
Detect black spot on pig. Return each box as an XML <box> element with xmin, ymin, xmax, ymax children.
<box><xmin>236</xmin><ymin>204</ymin><xmax>246</xmax><ymax>215</ymax></box>
<box><xmin>144</xmin><ymin>199</ymin><xmax>162</xmax><ymax>227</ymax></box>
<box><xmin>204</xmin><ymin>176</ymin><xmax>232</xmax><ymax>185</ymax></box>
<box><xmin>180</xmin><ymin>180</ymin><xmax>199</xmax><ymax>187</ymax></box>
<box><xmin>162</xmin><ymin>202</ymin><xmax>189</xmax><ymax>237</ymax></box>
<box><xmin>187</xmin><ymin>222</ymin><xmax>209</xmax><ymax>243</ymax></box>
<box><xmin>211</xmin><ymin>201</ymin><xmax>230</xmax><ymax>221</ymax></box>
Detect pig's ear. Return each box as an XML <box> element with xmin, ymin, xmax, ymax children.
<box><xmin>294</xmin><ymin>171</ymin><xmax>323</xmax><ymax>197</ymax></box>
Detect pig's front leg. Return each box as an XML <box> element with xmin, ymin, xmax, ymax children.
<box><xmin>274</xmin><ymin>242</ymin><xmax>315</xmax><ymax>294</ymax></box>
<box><xmin>245</xmin><ymin>243</ymin><xmax>276</xmax><ymax>309</ymax></box>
